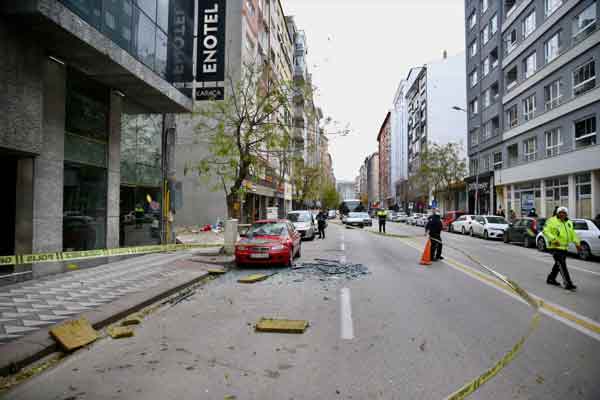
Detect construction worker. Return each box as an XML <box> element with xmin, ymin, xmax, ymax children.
<box><xmin>377</xmin><ymin>209</ymin><xmax>388</xmax><ymax>233</ymax></box>
<box><xmin>543</xmin><ymin>207</ymin><xmax>580</xmax><ymax>291</ymax></box>
<box><xmin>425</xmin><ymin>209</ymin><xmax>444</xmax><ymax>261</ymax></box>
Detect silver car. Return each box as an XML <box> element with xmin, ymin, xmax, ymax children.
<box><xmin>287</xmin><ymin>211</ymin><xmax>316</xmax><ymax>240</ymax></box>
<box><xmin>536</xmin><ymin>218</ymin><xmax>600</xmax><ymax>260</ymax></box>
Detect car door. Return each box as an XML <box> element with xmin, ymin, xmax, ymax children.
<box><xmin>515</xmin><ymin>219</ymin><xmax>528</xmax><ymax>242</ymax></box>
<box><xmin>569</xmin><ymin>220</ymin><xmax>588</xmax><ymax>254</ymax></box>
<box><xmin>587</xmin><ymin>220</ymin><xmax>600</xmax><ymax>254</ymax></box>
<box><xmin>473</xmin><ymin>217</ymin><xmax>484</xmax><ymax>235</ymax></box>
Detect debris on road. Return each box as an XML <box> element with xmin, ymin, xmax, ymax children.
<box><xmin>238</xmin><ymin>273</ymin><xmax>278</xmax><ymax>283</ymax></box>
<box><xmin>50</xmin><ymin>318</ymin><xmax>98</xmax><ymax>351</ymax></box>
<box><xmin>121</xmin><ymin>315</ymin><xmax>142</xmax><ymax>326</ymax></box>
<box><xmin>107</xmin><ymin>326</ymin><xmax>135</xmax><ymax>339</ymax></box>
<box><xmin>290</xmin><ymin>259</ymin><xmax>369</xmax><ymax>281</ymax></box>
<box><xmin>255</xmin><ymin>318</ymin><xmax>309</xmax><ymax>334</ymax></box>
<box><xmin>207</xmin><ymin>268</ymin><xmax>227</xmax><ymax>275</ymax></box>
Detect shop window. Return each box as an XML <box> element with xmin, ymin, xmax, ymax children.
<box><xmin>63</xmin><ymin>164</ymin><xmax>107</xmax><ymax>251</ymax></box>
<box><xmin>576</xmin><ymin>173</ymin><xmax>592</xmax><ymax>218</ymax></box>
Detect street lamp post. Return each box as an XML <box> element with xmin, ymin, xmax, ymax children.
<box><xmin>452</xmin><ymin>106</ymin><xmax>479</xmax><ymax>215</ymax></box>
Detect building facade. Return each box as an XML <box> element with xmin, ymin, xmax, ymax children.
<box><xmin>367</xmin><ymin>153</ymin><xmax>380</xmax><ymax>208</ymax></box>
<box><xmin>0</xmin><ymin>0</ymin><xmax>193</xmax><ymax>278</ymax></box>
<box><xmin>406</xmin><ymin>52</ymin><xmax>467</xmax><ymax>211</ymax></box>
<box><xmin>464</xmin><ymin>0</ymin><xmax>600</xmax><ymax>219</ymax></box>
<box><xmin>337</xmin><ymin>181</ymin><xmax>357</xmax><ymax>201</ymax></box>
<box><xmin>378</xmin><ymin>112</ymin><xmax>393</xmax><ymax>207</ymax></box>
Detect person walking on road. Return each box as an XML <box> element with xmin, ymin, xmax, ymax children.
<box><xmin>425</xmin><ymin>210</ymin><xmax>444</xmax><ymax>261</ymax></box>
<box><xmin>543</xmin><ymin>207</ymin><xmax>580</xmax><ymax>291</ymax></box>
<box><xmin>528</xmin><ymin>208</ymin><xmax>538</xmax><ymax>218</ymax></box>
<box><xmin>317</xmin><ymin>210</ymin><xmax>327</xmax><ymax>240</ymax></box>
<box><xmin>377</xmin><ymin>209</ymin><xmax>388</xmax><ymax>234</ymax></box>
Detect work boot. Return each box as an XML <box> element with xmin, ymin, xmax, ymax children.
<box><xmin>564</xmin><ymin>283</ymin><xmax>577</xmax><ymax>291</ymax></box>
<box><xmin>438</xmin><ymin>256</ymin><xmax>444</xmax><ymax>260</ymax></box>
<box><xmin>546</xmin><ymin>278</ymin><xmax>561</xmax><ymax>286</ymax></box>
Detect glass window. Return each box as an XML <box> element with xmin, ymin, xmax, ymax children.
<box><xmin>506</xmin><ymin>0</ymin><xmax>517</xmax><ymax>17</ymax></box>
<box><xmin>482</xmin><ymin>24</ymin><xmax>490</xmax><ymax>44</ymax></box>
<box><xmin>469</xmin><ymin>10</ymin><xmax>477</xmax><ymax>29</ymax></box>
<box><xmin>506</xmin><ymin>29</ymin><xmax>518</xmax><ymax>54</ymax></box>
<box><xmin>137</xmin><ymin>0</ymin><xmax>156</xmax><ymax>20</ymax></box>
<box><xmin>61</xmin><ymin>0</ymin><xmax>102</xmax><ymax>29</ymax></box>
<box><xmin>574</xmin><ymin>116</ymin><xmax>597</xmax><ymax>148</ymax></box>
<box><xmin>470</xmin><ymin>69</ymin><xmax>478</xmax><ymax>87</ymax></box>
<box><xmin>155</xmin><ymin>28</ymin><xmax>168</xmax><ymax>78</ymax></box>
<box><xmin>133</xmin><ymin>6</ymin><xmax>156</xmax><ymax>69</ymax></box>
<box><xmin>470</xmin><ymin>40</ymin><xmax>478</xmax><ymax>57</ymax></box>
<box><xmin>63</xmin><ymin>164</ymin><xmax>107</xmax><ymax>251</ymax></box>
<box><xmin>483</xmin><ymin>120</ymin><xmax>493</xmax><ymax>140</ymax></box>
<box><xmin>490</xmin><ymin>47</ymin><xmax>499</xmax><ymax>69</ymax></box>
<box><xmin>544</xmin><ymin>31</ymin><xmax>561</xmax><ymax>63</ymax></box>
<box><xmin>490</xmin><ymin>13</ymin><xmax>498</xmax><ymax>35</ymax></box>
<box><xmin>545</xmin><ymin>128</ymin><xmax>562</xmax><ymax>157</ymax></box>
<box><xmin>482</xmin><ymin>0</ymin><xmax>489</xmax><ymax>13</ymax></box>
<box><xmin>483</xmin><ymin>57</ymin><xmax>491</xmax><ymax>76</ymax></box>
<box><xmin>470</xmin><ymin>128</ymin><xmax>480</xmax><ymax>146</ymax></box>
<box><xmin>506</xmin><ymin>66</ymin><xmax>518</xmax><ymax>89</ymax></box>
<box><xmin>522</xmin><ymin>94</ymin><xmax>536</xmax><ymax>121</ymax></box>
<box><xmin>544</xmin><ymin>79</ymin><xmax>562</xmax><ymax>110</ymax></box>
<box><xmin>493</xmin><ymin>151</ymin><xmax>503</xmax><ymax>170</ymax></box>
<box><xmin>545</xmin><ymin>0</ymin><xmax>563</xmax><ymax>16</ymax></box>
<box><xmin>523</xmin><ymin>52</ymin><xmax>537</xmax><ymax>79</ymax></box>
<box><xmin>523</xmin><ymin>137</ymin><xmax>537</xmax><ymax>161</ymax></box>
<box><xmin>156</xmin><ymin>0</ymin><xmax>169</xmax><ymax>32</ymax></box>
<box><xmin>507</xmin><ymin>105</ymin><xmax>518</xmax><ymax>128</ymax></box>
<box><xmin>469</xmin><ymin>98</ymin><xmax>479</xmax><ymax>115</ymax></box>
<box><xmin>572</xmin><ymin>1</ymin><xmax>597</xmax><ymax>42</ymax></box>
<box><xmin>573</xmin><ymin>60</ymin><xmax>596</xmax><ymax>96</ymax></box>
<box><xmin>103</xmin><ymin>0</ymin><xmax>134</xmax><ymax>53</ymax></box>
<box><xmin>576</xmin><ymin>173</ymin><xmax>592</xmax><ymax>218</ymax></box>
<box><xmin>483</xmin><ymin>88</ymin><xmax>491</xmax><ymax>108</ymax></box>
<box><xmin>523</xmin><ymin>10</ymin><xmax>536</xmax><ymax>38</ymax></box>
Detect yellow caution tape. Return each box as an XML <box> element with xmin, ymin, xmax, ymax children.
<box><xmin>357</xmin><ymin>228</ymin><xmax>542</xmax><ymax>400</ymax></box>
<box><xmin>0</xmin><ymin>243</ymin><xmax>223</xmax><ymax>267</ymax></box>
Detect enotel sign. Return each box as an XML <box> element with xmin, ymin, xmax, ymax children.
<box><xmin>167</xmin><ymin>0</ymin><xmax>194</xmax><ymax>98</ymax></box>
<box><xmin>196</xmin><ymin>0</ymin><xmax>226</xmax><ymax>84</ymax></box>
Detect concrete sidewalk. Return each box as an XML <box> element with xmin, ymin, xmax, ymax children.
<box><xmin>0</xmin><ymin>250</ymin><xmax>223</xmax><ymax>374</ymax></box>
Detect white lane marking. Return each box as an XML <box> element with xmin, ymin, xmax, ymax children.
<box><xmin>340</xmin><ymin>287</ymin><xmax>354</xmax><ymax>340</ymax></box>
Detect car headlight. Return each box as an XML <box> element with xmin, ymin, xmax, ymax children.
<box><xmin>272</xmin><ymin>245</ymin><xmax>285</xmax><ymax>251</ymax></box>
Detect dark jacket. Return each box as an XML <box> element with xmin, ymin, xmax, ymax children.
<box><xmin>317</xmin><ymin>212</ymin><xmax>327</xmax><ymax>227</ymax></box>
<box><xmin>425</xmin><ymin>214</ymin><xmax>443</xmax><ymax>236</ymax></box>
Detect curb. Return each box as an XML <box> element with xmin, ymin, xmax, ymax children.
<box><xmin>0</xmin><ymin>268</ymin><xmax>211</xmax><ymax>376</ymax></box>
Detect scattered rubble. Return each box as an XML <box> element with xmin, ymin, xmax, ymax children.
<box><xmin>289</xmin><ymin>259</ymin><xmax>370</xmax><ymax>282</ymax></box>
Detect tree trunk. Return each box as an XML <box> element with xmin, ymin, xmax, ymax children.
<box><xmin>226</xmin><ymin>193</ymin><xmax>240</xmax><ymax>220</ymax></box>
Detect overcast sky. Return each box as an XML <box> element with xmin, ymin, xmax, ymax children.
<box><xmin>284</xmin><ymin>0</ymin><xmax>466</xmax><ymax>182</ymax></box>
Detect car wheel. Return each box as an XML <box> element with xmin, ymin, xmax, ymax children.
<box><xmin>483</xmin><ymin>230</ymin><xmax>489</xmax><ymax>240</ymax></box>
<box><xmin>469</xmin><ymin>228</ymin><xmax>474</xmax><ymax>237</ymax></box>
<box><xmin>449</xmin><ymin>225</ymin><xmax>454</xmax><ymax>233</ymax></box>
<box><xmin>461</xmin><ymin>227</ymin><xmax>466</xmax><ymax>235</ymax></box>
<box><xmin>295</xmin><ymin>243</ymin><xmax>302</xmax><ymax>259</ymax></box>
<box><xmin>537</xmin><ymin>237</ymin><xmax>546</xmax><ymax>252</ymax></box>
<box><xmin>579</xmin><ymin>242</ymin><xmax>592</xmax><ymax>261</ymax></box>
<box><xmin>504</xmin><ymin>232</ymin><xmax>510</xmax><ymax>243</ymax></box>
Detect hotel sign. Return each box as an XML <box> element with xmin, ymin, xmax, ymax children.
<box><xmin>196</xmin><ymin>0</ymin><xmax>226</xmax><ymax>100</ymax></box>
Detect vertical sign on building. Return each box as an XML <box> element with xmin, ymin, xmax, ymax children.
<box><xmin>196</xmin><ymin>0</ymin><xmax>227</xmax><ymax>101</ymax></box>
<box><xmin>167</xmin><ymin>0</ymin><xmax>195</xmax><ymax>98</ymax></box>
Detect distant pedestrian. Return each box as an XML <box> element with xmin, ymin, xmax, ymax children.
<box><xmin>496</xmin><ymin>206</ymin><xmax>505</xmax><ymax>218</ymax></box>
<box><xmin>377</xmin><ymin>209</ymin><xmax>388</xmax><ymax>233</ymax></box>
<box><xmin>543</xmin><ymin>207</ymin><xmax>580</xmax><ymax>291</ymax></box>
<box><xmin>317</xmin><ymin>210</ymin><xmax>327</xmax><ymax>239</ymax></box>
<box><xmin>425</xmin><ymin>210</ymin><xmax>444</xmax><ymax>261</ymax></box>
<box><xmin>509</xmin><ymin>209</ymin><xmax>517</xmax><ymax>223</ymax></box>
<box><xmin>528</xmin><ymin>208</ymin><xmax>538</xmax><ymax>218</ymax></box>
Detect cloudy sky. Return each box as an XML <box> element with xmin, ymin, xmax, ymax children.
<box><xmin>284</xmin><ymin>0</ymin><xmax>466</xmax><ymax>182</ymax></box>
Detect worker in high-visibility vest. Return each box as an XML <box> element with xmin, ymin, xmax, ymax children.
<box><xmin>376</xmin><ymin>209</ymin><xmax>388</xmax><ymax>233</ymax></box>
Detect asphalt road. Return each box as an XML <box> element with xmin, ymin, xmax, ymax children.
<box><xmin>4</xmin><ymin>221</ymin><xmax>600</xmax><ymax>400</ymax></box>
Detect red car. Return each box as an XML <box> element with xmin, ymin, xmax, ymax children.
<box><xmin>442</xmin><ymin>210</ymin><xmax>466</xmax><ymax>231</ymax></box>
<box><xmin>235</xmin><ymin>220</ymin><xmax>302</xmax><ymax>267</ymax></box>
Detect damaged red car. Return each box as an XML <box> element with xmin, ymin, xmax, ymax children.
<box><xmin>235</xmin><ymin>220</ymin><xmax>301</xmax><ymax>267</ymax></box>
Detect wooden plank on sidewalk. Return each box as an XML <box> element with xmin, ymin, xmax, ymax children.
<box><xmin>255</xmin><ymin>319</ymin><xmax>309</xmax><ymax>334</ymax></box>
<box><xmin>49</xmin><ymin>318</ymin><xmax>98</xmax><ymax>351</ymax></box>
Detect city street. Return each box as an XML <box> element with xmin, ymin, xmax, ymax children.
<box><xmin>4</xmin><ymin>221</ymin><xmax>600</xmax><ymax>400</ymax></box>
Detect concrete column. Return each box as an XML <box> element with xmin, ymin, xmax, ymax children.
<box><xmin>489</xmin><ymin>176</ymin><xmax>494</xmax><ymax>213</ymax></box>
<box><xmin>224</xmin><ymin>219</ymin><xmax>238</xmax><ymax>255</ymax></box>
<box><xmin>510</xmin><ymin>184</ymin><xmax>515</xmax><ymax>213</ymax></box>
<box><xmin>540</xmin><ymin>179</ymin><xmax>547</xmax><ymax>217</ymax></box>
<box><xmin>14</xmin><ymin>158</ymin><xmax>33</xmax><ymax>274</ymax></box>
<box><xmin>591</xmin><ymin>170</ymin><xmax>600</xmax><ymax>218</ymax></box>
<box><xmin>106</xmin><ymin>92</ymin><xmax>123</xmax><ymax>249</ymax></box>
<box><xmin>32</xmin><ymin>59</ymin><xmax>66</xmax><ymax>278</ymax></box>
<box><xmin>568</xmin><ymin>174</ymin><xmax>577</xmax><ymax>217</ymax></box>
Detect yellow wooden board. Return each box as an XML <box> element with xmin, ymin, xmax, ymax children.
<box><xmin>121</xmin><ymin>315</ymin><xmax>142</xmax><ymax>326</ymax></box>
<box><xmin>49</xmin><ymin>318</ymin><xmax>98</xmax><ymax>351</ymax></box>
<box><xmin>238</xmin><ymin>274</ymin><xmax>269</xmax><ymax>283</ymax></box>
<box><xmin>108</xmin><ymin>326</ymin><xmax>135</xmax><ymax>339</ymax></box>
<box><xmin>255</xmin><ymin>318</ymin><xmax>309</xmax><ymax>334</ymax></box>
<box><xmin>207</xmin><ymin>268</ymin><xmax>227</xmax><ymax>275</ymax></box>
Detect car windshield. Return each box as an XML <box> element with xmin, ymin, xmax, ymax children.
<box><xmin>247</xmin><ymin>223</ymin><xmax>287</xmax><ymax>237</ymax></box>
<box><xmin>348</xmin><ymin>212</ymin><xmax>364</xmax><ymax>218</ymax></box>
<box><xmin>486</xmin><ymin>217</ymin><xmax>507</xmax><ymax>224</ymax></box>
<box><xmin>287</xmin><ymin>213</ymin><xmax>311</xmax><ymax>223</ymax></box>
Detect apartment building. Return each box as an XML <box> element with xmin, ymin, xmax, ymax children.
<box><xmin>377</xmin><ymin>112</ymin><xmax>393</xmax><ymax>207</ymax></box>
<box><xmin>0</xmin><ymin>0</ymin><xmax>193</xmax><ymax>277</ymax></box>
<box><xmin>464</xmin><ymin>0</ymin><xmax>600</xmax><ymax>219</ymax></box>
<box><xmin>406</xmin><ymin>52</ymin><xmax>467</xmax><ymax>211</ymax></box>
<box><xmin>367</xmin><ymin>153</ymin><xmax>380</xmax><ymax>208</ymax></box>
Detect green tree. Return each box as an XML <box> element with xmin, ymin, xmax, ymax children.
<box><xmin>320</xmin><ymin>183</ymin><xmax>340</xmax><ymax>210</ymax></box>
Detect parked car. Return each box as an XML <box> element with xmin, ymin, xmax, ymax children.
<box><xmin>442</xmin><ymin>211</ymin><xmax>466</xmax><ymax>231</ymax></box>
<box><xmin>416</xmin><ymin>214</ymin><xmax>431</xmax><ymax>227</ymax></box>
<box><xmin>391</xmin><ymin>212</ymin><xmax>408</xmax><ymax>222</ymax></box>
<box><xmin>287</xmin><ymin>210</ymin><xmax>316</xmax><ymax>240</ymax></box>
<box><xmin>470</xmin><ymin>215</ymin><xmax>509</xmax><ymax>239</ymax></box>
<box><xmin>407</xmin><ymin>213</ymin><xmax>422</xmax><ymax>225</ymax></box>
<box><xmin>235</xmin><ymin>220</ymin><xmax>301</xmax><ymax>267</ymax></box>
<box><xmin>449</xmin><ymin>215</ymin><xmax>476</xmax><ymax>234</ymax></box>
<box><xmin>536</xmin><ymin>218</ymin><xmax>600</xmax><ymax>260</ymax></box>
<box><xmin>328</xmin><ymin>210</ymin><xmax>337</xmax><ymax>219</ymax></box>
<box><xmin>504</xmin><ymin>217</ymin><xmax>547</xmax><ymax>248</ymax></box>
<box><xmin>343</xmin><ymin>212</ymin><xmax>370</xmax><ymax>228</ymax></box>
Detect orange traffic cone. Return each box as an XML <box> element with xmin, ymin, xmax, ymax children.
<box><xmin>420</xmin><ymin>240</ymin><xmax>432</xmax><ymax>266</ymax></box>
